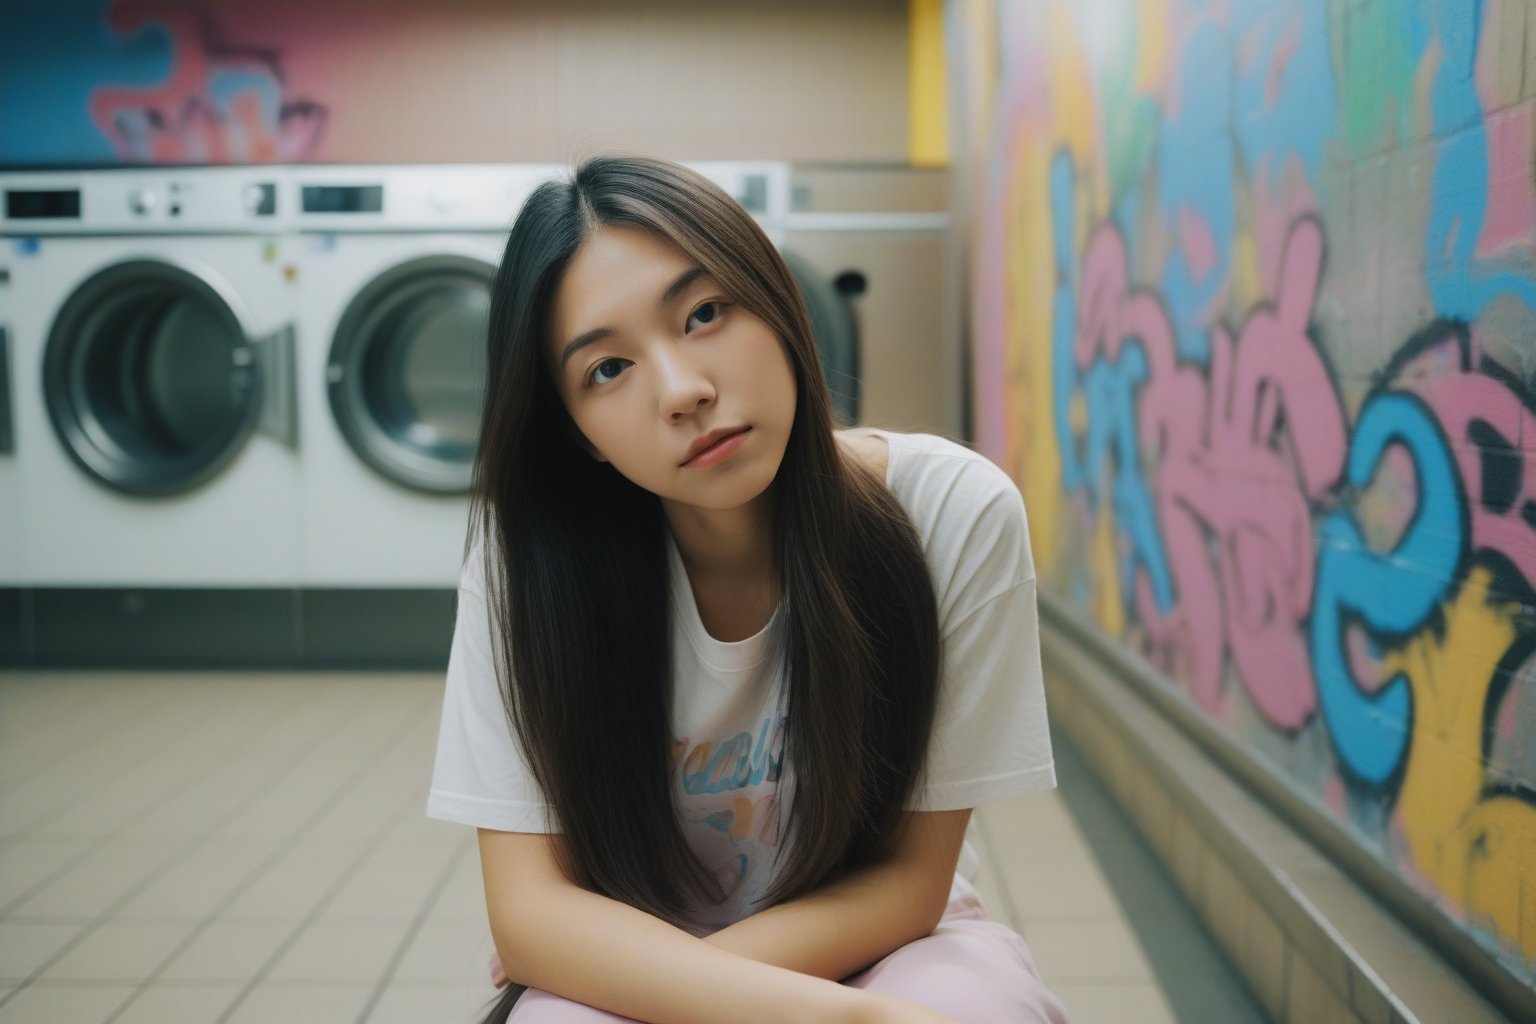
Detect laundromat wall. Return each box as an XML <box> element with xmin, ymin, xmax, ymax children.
<box><xmin>945</xmin><ymin>0</ymin><xmax>1536</xmax><ymax>994</ymax></box>
<box><xmin>0</xmin><ymin>0</ymin><xmax>909</xmax><ymax>166</ymax></box>
<box><xmin>0</xmin><ymin>0</ymin><xmax>958</xmax><ymax>671</ymax></box>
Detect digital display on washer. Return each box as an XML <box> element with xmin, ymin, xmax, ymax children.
<box><xmin>6</xmin><ymin>189</ymin><xmax>81</xmax><ymax>219</ymax></box>
<box><xmin>301</xmin><ymin>185</ymin><xmax>384</xmax><ymax>214</ymax></box>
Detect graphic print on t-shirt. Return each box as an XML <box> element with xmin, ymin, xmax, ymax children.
<box><xmin>671</xmin><ymin>711</ymin><xmax>788</xmax><ymax>918</ymax></box>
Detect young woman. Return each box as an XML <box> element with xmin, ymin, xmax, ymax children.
<box><xmin>427</xmin><ymin>157</ymin><xmax>1069</xmax><ymax>1024</ymax></box>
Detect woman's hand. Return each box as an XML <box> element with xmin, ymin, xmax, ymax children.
<box><xmin>489</xmin><ymin>950</ymin><xmax>508</xmax><ymax>988</ymax></box>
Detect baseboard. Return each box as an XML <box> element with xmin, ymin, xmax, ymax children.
<box><xmin>0</xmin><ymin>586</ymin><xmax>455</xmax><ymax>669</ymax></box>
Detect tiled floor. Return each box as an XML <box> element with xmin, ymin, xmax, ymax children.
<box><xmin>1</xmin><ymin>671</ymin><xmax>1188</xmax><ymax>1023</ymax></box>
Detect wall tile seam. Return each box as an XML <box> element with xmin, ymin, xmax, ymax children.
<box><xmin>1041</xmin><ymin>642</ymin><xmax>1424</xmax><ymax>1024</ymax></box>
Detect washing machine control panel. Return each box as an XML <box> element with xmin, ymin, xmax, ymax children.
<box><xmin>293</xmin><ymin>165</ymin><xmax>559</xmax><ymax>232</ymax></box>
<box><xmin>0</xmin><ymin>169</ymin><xmax>286</xmax><ymax>234</ymax></box>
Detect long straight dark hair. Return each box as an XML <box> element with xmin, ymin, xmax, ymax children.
<box><xmin>470</xmin><ymin>157</ymin><xmax>941</xmax><ymax>1019</ymax></box>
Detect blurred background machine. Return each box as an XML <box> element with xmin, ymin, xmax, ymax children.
<box><xmin>784</xmin><ymin>164</ymin><xmax>955</xmax><ymax>439</ymax></box>
<box><xmin>0</xmin><ymin>167</ymin><xmax>299</xmax><ymax>666</ymax></box>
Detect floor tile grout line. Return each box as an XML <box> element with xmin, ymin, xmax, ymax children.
<box><xmin>207</xmin><ymin>762</ymin><xmax>444</xmax><ymax>1024</ymax></box>
<box><xmin>102</xmin><ymin>690</ymin><xmax>442</xmax><ymax>1024</ymax></box>
<box><xmin>0</xmin><ymin>682</ymin><xmax>241</xmax><ymax>843</ymax></box>
<box><xmin>0</xmin><ymin>681</ymin><xmax>189</xmax><ymax>798</ymax></box>
<box><xmin>0</xmin><ymin>682</ymin><xmax>411</xmax><ymax>1016</ymax></box>
<box><xmin>355</xmin><ymin>832</ymin><xmax>478</xmax><ymax>1024</ymax></box>
<box><xmin>0</xmin><ymin>679</ymin><xmax>123</xmax><ymax>789</ymax></box>
<box><xmin>0</xmin><ymin>681</ymin><xmax>350</xmax><ymax>922</ymax></box>
<box><xmin>0</xmin><ymin>677</ymin><xmax>327</xmax><ymax>846</ymax></box>
<box><xmin>0</xmin><ymin>673</ymin><xmax>134</xmax><ymax>739</ymax></box>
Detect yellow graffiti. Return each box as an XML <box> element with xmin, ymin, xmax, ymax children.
<box><xmin>1133</xmin><ymin>0</ymin><xmax>1169</xmax><ymax>94</ymax></box>
<box><xmin>1004</xmin><ymin>145</ymin><xmax>1063</xmax><ymax>560</ymax></box>
<box><xmin>1089</xmin><ymin>496</ymin><xmax>1125</xmax><ymax>636</ymax></box>
<box><xmin>1229</xmin><ymin>227</ymin><xmax>1264</xmax><ymax>316</ymax></box>
<box><xmin>1385</xmin><ymin>565</ymin><xmax>1536</xmax><ymax>958</ymax></box>
<box><xmin>1002</xmin><ymin>6</ymin><xmax>1102</xmax><ymax>576</ymax></box>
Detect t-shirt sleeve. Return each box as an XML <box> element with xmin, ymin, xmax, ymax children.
<box><xmin>426</xmin><ymin>559</ymin><xmax>557</xmax><ymax>833</ymax></box>
<box><xmin>909</xmin><ymin>461</ymin><xmax>1056</xmax><ymax>811</ymax></box>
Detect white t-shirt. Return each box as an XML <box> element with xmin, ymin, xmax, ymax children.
<box><xmin>427</xmin><ymin>429</ymin><xmax>1055</xmax><ymax>931</ymax></box>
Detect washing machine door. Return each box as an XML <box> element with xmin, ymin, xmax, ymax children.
<box><xmin>327</xmin><ymin>254</ymin><xmax>492</xmax><ymax>494</ymax></box>
<box><xmin>43</xmin><ymin>259</ymin><xmax>295</xmax><ymax>497</ymax></box>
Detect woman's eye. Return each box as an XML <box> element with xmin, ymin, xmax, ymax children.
<box><xmin>686</xmin><ymin>301</ymin><xmax>726</xmax><ymax>332</ymax></box>
<box><xmin>588</xmin><ymin>358</ymin><xmax>628</xmax><ymax>386</ymax></box>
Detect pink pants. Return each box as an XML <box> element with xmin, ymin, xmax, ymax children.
<box><xmin>505</xmin><ymin>875</ymin><xmax>1072</xmax><ymax>1023</ymax></box>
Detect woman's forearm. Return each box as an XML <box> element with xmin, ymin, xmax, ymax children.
<box><xmin>702</xmin><ymin>856</ymin><xmax>948</xmax><ymax>981</ymax></box>
<box><xmin>495</xmin><ymin>878</ymin><xmax>866</xmax><ymax>1024</ymax></box>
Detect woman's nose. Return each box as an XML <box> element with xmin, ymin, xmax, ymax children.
<box><xmin>655</xmin><ymin>344</ymin><xmax>715</xmax><ymax>418</ymax></box>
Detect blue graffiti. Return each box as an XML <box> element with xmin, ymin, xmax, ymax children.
<box><xmin>0</xmin><ymin>0</ymin><xmax>169</xmax><ymax>166</ymax></box>
<box><xmin>1230</xmin><ymin>0</ymin><xmax>1335</xmax><ymax>183</ymax></box>
<box><xmin>1310</xmin><ymin>391</ymin><xmax>1466</xmax><ymax>787</ymax></box>
<box><xmin>1414</xmin><ymin>0</ymin><xmax>1536</xmax><ymax>320</ymax></box>
<box><xmin>1052</xmin><ymin>152</ymin><xmax>1084</xmax><ymax>494</ymax></box>
<box><xmin>1084</xmin><ymin>348</ymin><xmax>1176</xmax><ymax>611</ymax></box>
<box><xmin>1155</xmin><ymin>18</ymin><xmax>1234</xmax><ymax>363</ymax></box>
<box><xmin>208</xmin><ymin>70</ymin><xmax>284</xmax><ymax>126</ymax></box>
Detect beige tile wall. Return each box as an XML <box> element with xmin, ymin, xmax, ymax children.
<box><xmin>263</xmin><ymin>0</ymin><xmax>910</xmax><ymax>164</ymax></box>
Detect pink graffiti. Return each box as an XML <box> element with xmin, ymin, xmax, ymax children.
<box><xmin>89</xmin><ymin>1</ymin><xmax>326</xmax><ymax>163</ymax></box>
<box><xmin>1250</xmin><ymin>163</ymin><xmax>1321</xmax><ymax>302</ymax></box>
<box><xmin>1393</xmin><ymin>327</ymin><xmax>1536</xmax><ymax>589</ymax></box>
<box><xmin>1179</xmin><ymin>208</ymin><xmax>1220</xmax><ymax>283</ymax></box>
<box><xmin>1077</xmin><ymin>217</ymin><xmax>1347</xmax><ymax>727</ymax></box>
<box><xmin>1476</xmin><ymin>105</ymin><xmax>1536</xmax><ymax>258</ymax></box>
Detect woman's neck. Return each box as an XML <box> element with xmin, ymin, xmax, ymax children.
<box><xmin>662</xmin><ymin>492</ymin><xmax>777</xmax><ymax>588</ymax></box>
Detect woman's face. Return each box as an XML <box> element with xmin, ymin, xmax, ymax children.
<box><xmin>545</xmin><ymin>223</ymin><xmax>798</xmax><ymax>513</ymax></box>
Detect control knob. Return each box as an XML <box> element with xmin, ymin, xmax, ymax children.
<box><xmin>128</xmin><ymin>188</ymin><xmax>158</xmax><ymax>216</ymax></box>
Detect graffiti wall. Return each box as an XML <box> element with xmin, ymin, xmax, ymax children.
<box><xmin>952</xmin><ymin>0</ymin><xmax>1536</xmax><ymax>983</ymax></box>
<box><xmin>0</xmin><ymin>0</ymin><xmax>330</xmax><ymax>165</ymax></box>
<box><xmin>0</xmin><ymin>0</ymin><xmax>910</xmax><ymax>167</ymax></box>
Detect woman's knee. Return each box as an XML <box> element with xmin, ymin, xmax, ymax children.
<box><xmin>847</xmin><ymin>921</ymin><xmax>1070</xmax><ymax>1023</ymax></box>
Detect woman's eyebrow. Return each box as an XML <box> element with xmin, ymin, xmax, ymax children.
<box><xmin>558</xmin><ymin>266</ymin><xmax>711</xmax><ymax>370</ymax></box>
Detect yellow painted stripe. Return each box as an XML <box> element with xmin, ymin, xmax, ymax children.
<box><xmin>909</xmin><ymin>0</ymin><xmax>949</xmax><ymax>167</ymax></box>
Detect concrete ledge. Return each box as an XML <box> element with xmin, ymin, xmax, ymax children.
<box><xmin>1037</xmin><ymin>593</ymin><xmax>1526</xmax><ymax>1024</ymax></box>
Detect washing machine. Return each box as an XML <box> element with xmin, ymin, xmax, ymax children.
<box><xmin>0</xmin><ymin>167</ymin><xmax>299</xmax><ymax>665</ymax></box>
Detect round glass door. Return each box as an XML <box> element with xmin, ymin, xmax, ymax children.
<box><xmin>327</xmin><ymin>255</ymin><xmax>492</xmax><ymax>493</ymax></box>
<box><xmin>43</xmin><ymin>259</ymin><xmax>260</xmax><ymax>496</ymax></box>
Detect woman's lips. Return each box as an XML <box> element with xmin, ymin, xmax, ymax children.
<box><xmin>682</xmin><ymin>428</ymin><xmax>751</xmax><ymax>467</ymax></box>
